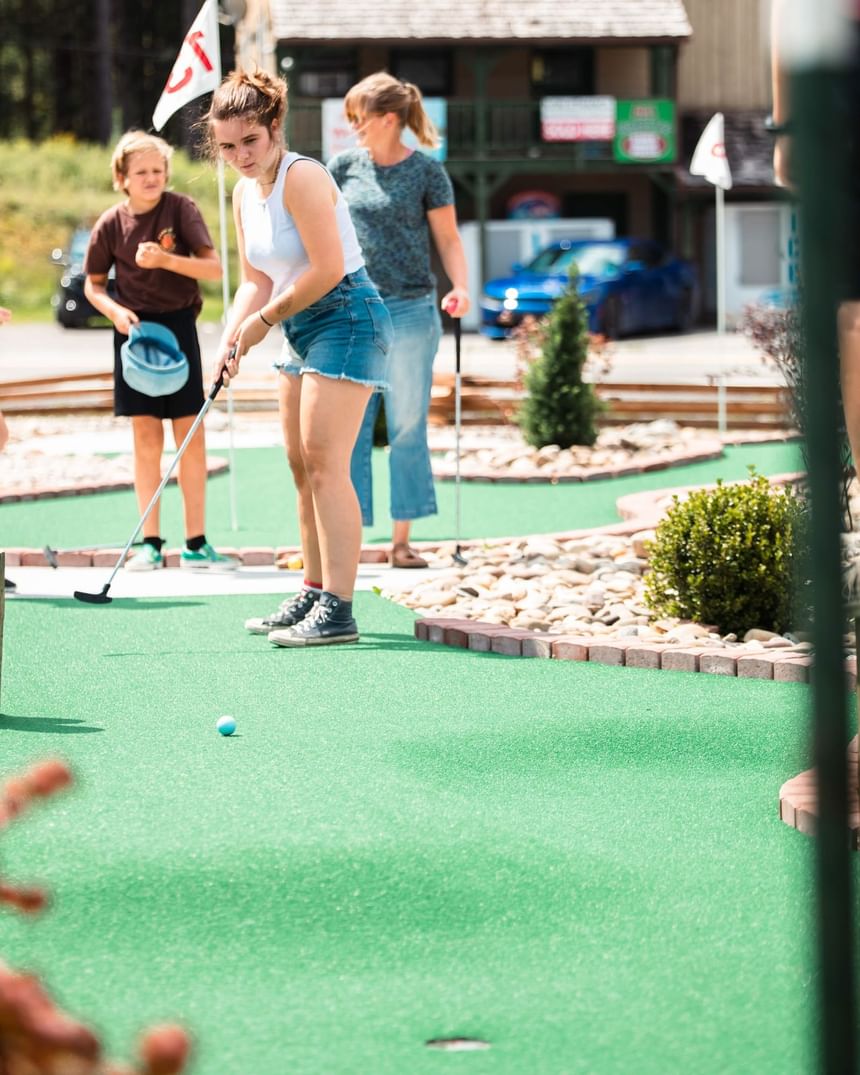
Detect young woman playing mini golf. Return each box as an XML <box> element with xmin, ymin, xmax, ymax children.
<box><xmin>206</xmin><ymin>68</ymin><xmax>393</xmax><ymax>646</ymax></box>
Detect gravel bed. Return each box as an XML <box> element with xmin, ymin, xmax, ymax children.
<box><xmin>0</xmin><ymin>413</ymin><xmax>236</xmax><ymax>499</ymax></box>
<box><xmin>2</xmin><ymin>416</ymin><xmax>726</xmax><ymax>500</ymax></box>
<box><xmin>428</xmin><ymin>420</ymin><xmax>722</xmax><ymax>480</ymax></box>
<box><xmin>383</xmin><ymin>533</ymin><xmax>823</xmax><ymax>656</ymax></box>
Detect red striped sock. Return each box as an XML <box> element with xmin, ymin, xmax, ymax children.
<box><xmin>304</xmin><ymin>579</ymin><xmax>323</xmax><ymax>592</ymax></box>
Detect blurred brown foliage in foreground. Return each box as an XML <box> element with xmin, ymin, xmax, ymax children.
<box><xmin>0</xmin><ymin>759</ymin><xmax>192</xmax><ymax>1075</ymax></box>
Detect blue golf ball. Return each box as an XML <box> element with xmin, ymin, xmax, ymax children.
<box><xmin>217</xmin><ymin>715</ymin><xmax>236</xmax><ymax>736</ymax></box>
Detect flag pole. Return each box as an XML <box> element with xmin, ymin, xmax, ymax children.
<box><xmin>689</xmin><ymin>112</ymin><xmax>731</xmax><ymax>335</ymax></box>
<box><xmin>716</xmin><ymin>183</ymin><xmax>726</xmax><ymax>334</ymax></box>
<box><xmin>211</xmin><ymin>11</ymin><xmax>239</xmax><ymax>531</ymax></box>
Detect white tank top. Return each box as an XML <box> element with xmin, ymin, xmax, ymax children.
<box><xmin>241</xmin><ymin>151</ymin><xmax>364</xmax><ymax>297</ymax></box>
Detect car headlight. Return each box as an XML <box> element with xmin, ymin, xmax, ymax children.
<box><xmin>503</xmin><ymin>297</ymin><xmax>519</xmax><ymax>311</ymax></box>
<box><xmin>482</xmin><ymin>296</ymin><xmax>503</xmax><ymax>312</ymax></box>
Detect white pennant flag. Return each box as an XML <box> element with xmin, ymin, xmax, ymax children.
<box><xmin>690</xmin><ymin>112</ymin><xmax>733</xmax><ymax>190</ymax></box>
<box><xmin>152</xmin><ymin>0</ymin><xmax>220</xmax><ymax>132</ymax></box>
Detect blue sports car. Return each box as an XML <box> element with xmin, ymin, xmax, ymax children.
<box><xmin>480</xmin><ymin>238</ymin><xmax>699</xmax><ymax>339</ymax></box>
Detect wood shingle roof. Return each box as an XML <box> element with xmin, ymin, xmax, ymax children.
<box><xmin>269</xmin><ymin>0</ymin><xmax>693</xmax><ymax>44</ymax></box>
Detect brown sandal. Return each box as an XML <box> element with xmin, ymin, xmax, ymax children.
<box><xmin>390</xmin><ymin>542</ymin><xmax>428</xmax><ymax>569</ymax></box>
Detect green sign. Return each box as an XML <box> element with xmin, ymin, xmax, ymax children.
<box><xmin>614</xmin><ymin>99</ymin><xmax>676</xmax><ymax>164</ymax></box>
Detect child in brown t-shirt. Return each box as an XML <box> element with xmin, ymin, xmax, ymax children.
<box><xmin>84</xmin><ymin>130</ymin><xmax>236</xmax><ymax>572</ymax></box>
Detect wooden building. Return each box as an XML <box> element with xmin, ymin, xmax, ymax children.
<box><xmin>242</xmin><ymin>0</ymin><xmax>782</xmax><ymax>325</ymax></box>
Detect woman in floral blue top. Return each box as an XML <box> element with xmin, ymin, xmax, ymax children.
<box><xmin>329</xmin><ymin>72</ymin><xmax>470</xmax><ymax>568</ymax></box>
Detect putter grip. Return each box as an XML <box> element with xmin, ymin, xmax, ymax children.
<box><xmin>210</xmin><ymin>345</ymin><xmax>238</xmax><ymax>398</ymax></box>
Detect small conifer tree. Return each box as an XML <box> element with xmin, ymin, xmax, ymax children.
<box><xmin>517</xmin><ymin>266</ymin><xmax>604</xmax><ymax>448</ymax></box>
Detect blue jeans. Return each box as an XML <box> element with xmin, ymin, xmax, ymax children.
<box><xmin>277</xmin><ymin>267</ymin><xmax>392</xmax><ymax>389</ymax></box>
<box><xmin>350</xmin><ymin>292</ymin><xmax>441</xmax><ymax>526</ymax></box>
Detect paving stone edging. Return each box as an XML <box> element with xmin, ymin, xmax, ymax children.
<box><xmin>431</xmin><ymin>429</ymin><xmax>798</xmax><ymax>483</ymax></box>
<box><xmin>779</xmin><ymin>736</ymin><xmax>860</xmax><ymax>845</ymax></box>
<box><xmin>6</xmin><ymin>431</ymin><xmax>822</xmax><ymax>686</ymax></box>
<box><xmin>2</xmin><ymin>544</ymin><xmax>394</xmax><ymax>569</ymax></box>
<box><xmin>408</xmin><ymin>466</ymin><xmax>834</xmax><ymax>686</ymax></box>
<box><xmin>431</xmin><ymin>440</ymin><xmax>726</xmax><ymax>483</ymax></box>
<box><xmin>411</xmin><ymin>616</ymin><xmax>848</xmax><ymax>687</ymax></box>
<box><xmin>0</xmin><ymin>457</ymin><xmax>229</xmax><ymax>505</ymax></box>
<box><xmin>2</xmin><ymin>428</ymin><xmax>798</xmax><ymax>505</ymax></box>
<box><xmin>2</xmin><ymin>471</ymin><xmax>801</xmax><ymax>570</ymax></box>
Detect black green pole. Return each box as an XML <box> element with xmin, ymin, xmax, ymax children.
<box><xmin>793</xmin><ymin>25</ymin><xmax>857</xmax><ymax>1074</ymax></box>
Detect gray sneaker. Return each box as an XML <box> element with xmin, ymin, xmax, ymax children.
<box><xmin>268</xmin><ymin>592</ymin><xmax>358</xmax><ymax>647</ymax></box>
<box><xmin>244</xmin><ymin>587</ymin><xmax>320</xmax><ymax>634</ymax></box>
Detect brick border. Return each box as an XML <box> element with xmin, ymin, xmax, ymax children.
<box><xmin>4</xmin><ymin>430</ymin><xmax>799</xmax><ymax>503</ymax></box>
<box><xmin>1</xmin><ymin>461</ymin><xmax>808</xmax><ymax>585</ymax></box>
<box><xmin>431</xmin><ymin>431</ymin><xmax>799</xmax><ymax>484</ymax></box>
<box><xmin>779</xmin><ymin>737</ymin><xmax>860</xmax><ymax>847</ymax></box>
<box><xmin>0</xmin><ymin>457</ymin><xmax>229</xmax><ymax>505</ymax></box>
<box><xmin>412</xmin><ymin>617</ymin><xmax>853</xmax><ymax>687</ymax></box>
<box><xmin>3</xmin><ymin>543</ymin><xmax>394</xmax><ymax>569</ymax></box>
<box><xmin>615</xmin><ymin>470</ymin><xmax>804</xmax><ymax>527</ymax></box>
<box><xmin>432</xmin><ymin>440</ymin><xmax>725</xmax><ymax>483</ymax></box>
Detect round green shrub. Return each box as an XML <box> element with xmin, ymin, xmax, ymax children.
<box><xmin>644</xmin><ymin>472</ymin><xmax>803</xmax><ymax>635</ymax></box>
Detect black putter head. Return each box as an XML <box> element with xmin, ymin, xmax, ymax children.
<box><xmin>453</xmin><ymin>545</ymin><xmax>468</xmax><ymax>566</ymax></box>
<box><xmin>43</xmin><ymin>545</ymin><xmax>59</xmax><ymax>569</ymax></box>
<box><xmin>73</xmin><ymin>585</ymin><xmax>112</xmax><ymax>605</ymax></box>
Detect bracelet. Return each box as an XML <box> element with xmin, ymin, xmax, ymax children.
<box><xmin>765</xmin><ymin>116</ymin><xmax>793</xmax><ymax>136</ymax></box>
<box><xmin>259</xmin><ymin>310</ymin><xmax>274</xmax><ymax>327</ymax></box>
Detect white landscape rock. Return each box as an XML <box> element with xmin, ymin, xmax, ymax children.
<box><xmin>429</xmin><ymin>421</ymin><xmax>723</xmax><ymax>481</ymax></box>
<box><xmin>388</xmin><ymin>534</ymin><xmax>827</xmax><ymax>662</ymax></box>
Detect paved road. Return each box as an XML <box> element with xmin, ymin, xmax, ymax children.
<box><xmin>0</xmin><ymin>321</ymin><xmax>778</xmax><ymax>388</ymax></box>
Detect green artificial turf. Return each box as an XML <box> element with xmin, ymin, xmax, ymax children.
<box><xmin>0</xmin><ymin>590</ymin><xmax>845</xmax><ymax>1074</ymax></box>
<box><xmin>0</xmin><ymin>440</ymin><xmax>804</xmax><ymax>550</ymax></box>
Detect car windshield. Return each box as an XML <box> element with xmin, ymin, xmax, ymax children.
<box><xmin>524</xmin><ymin>247</ymin><xmax>570</xmax><ymax>273</ymax></box>
<box><xmin>69</xmin><ymin>230</ymin><xmax>91</xmax><ymax>263</ymax></box>
<box><xmin>526</xmin><ymin>242</ymin><xmax>627</xmax><ymax>278</ymax></box>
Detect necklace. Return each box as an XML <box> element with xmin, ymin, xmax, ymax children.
<box><xmin>258</xmin><ymin>150</ymin><xmax>285</xmax><ymax>190</ymax></box>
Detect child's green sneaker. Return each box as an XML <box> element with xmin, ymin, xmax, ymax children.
<box><xmin>124</xmin><ymin>544</ymin><xmax>163</xmax><ymax>572</ymax></box>
<box><xmin>180</xmin><ymin>542</ymin><xmax>239</xmax><ymax>572</ymax></box>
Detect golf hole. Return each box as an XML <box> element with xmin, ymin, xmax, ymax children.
<box><xmin>425</xmin><ymin>1037</ymin><xmax>491</xmax><ymax>1052</ymax></box>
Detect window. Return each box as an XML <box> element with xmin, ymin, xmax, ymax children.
<box><xmin>391</xmin><ymin>50</ymin><xmax>452</xmax><ymax>96</ymax></box>
<box><xmin>531</xmin><ymin>49</ymin><xmax>594</xmax><ymax>97</ymax></box>
<box><xmin>563</xmin><ymin>243</ymin><xmax>627</xmax><ymax>277</ymax></box>
<box><xmin>737</xmin><ymin>209</ymin><xmax>781</xmax><ymax>287</ymax></box>
<box><xmin>287</xmin><ymin>49</ymin><xmax>357</xmax><ymax>99</ymax></box>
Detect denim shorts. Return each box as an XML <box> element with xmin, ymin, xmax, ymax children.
<box><xmin>275</xmin><ymin>267</ymin><xmax>393</xmax><ymax>389</ymax></box>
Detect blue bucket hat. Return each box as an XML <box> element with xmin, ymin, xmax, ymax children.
<box><xmin>120</xmin><ymin>321</ymin><xmax>189</xmax><ymax>397</ymax></box>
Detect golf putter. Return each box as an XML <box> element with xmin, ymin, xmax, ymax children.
<box><xmin>74</xmin><ymin>357</ymin><xmax>232</xmax><ymax>604</ymax></box>
<box><xmin>451</xmin><ymin>314</ymin><xmax>467</xmax><ymax>566</ymax></box>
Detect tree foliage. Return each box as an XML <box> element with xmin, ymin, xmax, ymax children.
<box><xmin>516</xmin><ymin>266</ymin><xmax>604</xmax><ymax>448</ymax></box>
<box><xmin>0</xmin><ymin>0</ymin><xmax>232</xmax><ymax>147</ymax></box>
